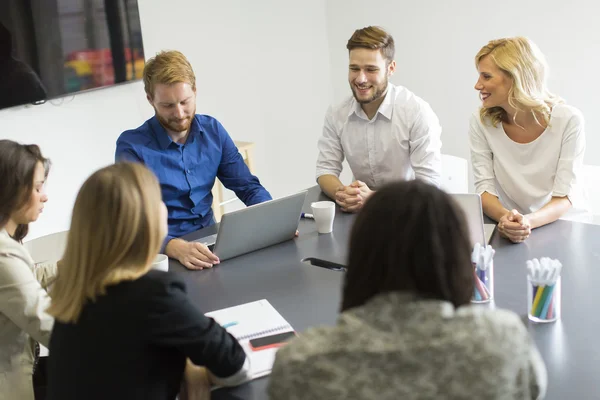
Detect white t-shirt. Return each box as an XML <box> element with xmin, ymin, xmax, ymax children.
<box><xmin>469</xmin><ymin>104</ymin><xmax>588</xmax><ymax>217</ymax></box>
<box><xmin>315</xmin><ymin>83</ymin><xmax>442</xmax><ymax>189</ymax></box>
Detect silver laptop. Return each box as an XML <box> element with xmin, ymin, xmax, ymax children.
<box><xmin>195</xmin><ymin>191</ymin><xmax>307</xmax><ymax>261</ymax></box>
<box><xmin>451</xmin><ymin>194</ymin><xmax>494</xmax><ymax>246</ymax></box>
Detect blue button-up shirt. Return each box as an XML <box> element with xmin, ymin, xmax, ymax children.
<box><xmin>115</xmin><ymin>114</ymin><xmax>272</xmax><ymax>249</ymax></box>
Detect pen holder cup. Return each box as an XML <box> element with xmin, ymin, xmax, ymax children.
<box><xmin>528</xmin><ymin>276</ymin><xmax>561</xmax><ymax>323</ymax></box>
<box><xmin>471</xmin><ymin>260</ymin><xmax>494</xmax><ymax>303</ymax></box>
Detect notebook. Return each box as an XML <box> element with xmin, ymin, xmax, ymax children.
<box><xmin>205</xmin><ymin>299</ymin><xmax>295</xmax><ymax>379</ymax></box>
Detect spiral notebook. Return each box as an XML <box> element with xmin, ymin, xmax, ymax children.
<box><xmin>205</xmin><ymin>299</ymin><xmax>295</xmax><ymax>379</ymax></box>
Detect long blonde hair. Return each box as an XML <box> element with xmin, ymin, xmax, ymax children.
<box><xmin>48</xmin><ymin>162</ymin><xmax>165</xmax><ymax>323</ymax></box>
<box><xmin>476</xmin><ymin>37</ymin><xmax>563</xmax><ymax>127</ymax></box>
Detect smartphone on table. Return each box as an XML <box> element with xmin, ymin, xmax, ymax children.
<box><xmin>248</xmin><ymin>331</ymin><xmax>297</xmax><ymax>351</ymax></box>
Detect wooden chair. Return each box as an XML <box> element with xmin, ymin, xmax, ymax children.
<box><xmin>211</xmin><ymin>141</ymin><xmax>256</xmax><ymax>222</ymax></box>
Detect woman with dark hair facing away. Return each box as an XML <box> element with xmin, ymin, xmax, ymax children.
<box><xmin>0</xmin><ymin>140</ymin><xmax>53</xmax><ymax>400</ymax></box>
<box><xmin>268</xmin><ymin>180</ymin><xmax>547</xmax><ymax>400</ymax></box>
<box><xmin>46</xmin><ymin>162</ymin><xmax>250</xmax><ymax>400</ymax></box>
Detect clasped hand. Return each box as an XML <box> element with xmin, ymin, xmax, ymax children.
<box><xmin>334</xmin><ymin>180</ymin><xmax>373</xmax><ymax>213</ymax></box>
<box><xmin>498</xmin><ymin>209</ymin><xmax>531</xmax><ymax>243</ymax></box>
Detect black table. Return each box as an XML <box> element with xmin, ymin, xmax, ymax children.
<box><xmin>170</xmin><ymin>186</ymin><xmax>600</xmax><ymax>400</ymax></box>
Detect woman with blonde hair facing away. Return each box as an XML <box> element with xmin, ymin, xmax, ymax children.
<box><xmin>46</xmin><ymin>163</ymin><xmax>250</xmax><ymax>400</ymax></box>
<box><xmin>0</xmin><ymin>140</ymin><xmax>53</xmax><ymax>400</ymax></box>
<box><xmin>470</xmin><ymin>37</ymin><xmax>587</xmax><ymax>243</ymax></box>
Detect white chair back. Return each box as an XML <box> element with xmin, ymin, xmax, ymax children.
<box><xmin>440</xmin><ymin>154</ymin><xmax>468</xmax><ymax>194</ymax></box>
<box><xmin>582</xmin><ymin>165</ymin><xmax>600</xmax><ymax>215</ymax></box>
<box><xmin>22</xmin><ymin>230</ymin><xmax>69</xmax><ymax>264</ymax></box>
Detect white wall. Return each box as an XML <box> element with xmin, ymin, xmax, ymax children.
<box><xmin>0</xmin><ymin>82</ymin><xmax>151</xmax><ymax>240</ymax></box>
<box><xmin>325</xmin><ymin>0</ymin><xmax>600</xmax><ymax>165</ymax></box>
<box><xmin>138</xmin><ymin>0</ymin><xmax>332</xmax><ymax>199</ymax></box>
<box><xmin>4</xmin><ymin>0</ymin><xmax>598</xmax><ymax>241</ymax></box>
<box><xmin>0</xmin><ymin>0</ymin><xmax>332</xmax><ymax>240</ymax></box>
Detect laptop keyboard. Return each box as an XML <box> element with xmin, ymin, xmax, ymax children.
<box><xmin>193</xmin><ymin>233</ymin><xmax>217</xmax><ymax>251</ymax></box>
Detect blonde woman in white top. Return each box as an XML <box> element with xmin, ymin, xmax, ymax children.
<box><xmin>470</xmin><ymin>37</ymin><xmax>587</xmax><ymax>243</ymax></box>
<box><xmin>0</xmin><ymin>140</ymin><xmax>54</xmax><ymax>400</ymax></box>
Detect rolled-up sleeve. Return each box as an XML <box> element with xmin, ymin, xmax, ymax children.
<box><xmin>409</xmin><ymin>101</ymin><xmax>442</xmax><ymax>186</ymax></box>
<box><xmin>315</xmin><ymin>106</ymin><xmax>344</xmax><ymax>181</ymax></box>
<box><xmin>469</xmin><ymin>114</ymin><xmax>498</xmax><ymax>196</ymax></box>
<box><xmin>33</xmin><ymin>261</ymin><xmax>57</xmax><ymax>290</ymax></box>
<box><xmin>552</xmin><ymin>111</ymin><xmax>586</xmax><ymax>208</ymax></box>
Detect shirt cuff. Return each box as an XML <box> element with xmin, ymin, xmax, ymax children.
<box><xmin>551</xmin><ymin>181</ymin><xmax>573</xmax><ymax>200</ymax></box>
<box><xmin>249</xmin><ymin>190</ymin><xmax>273</xmax><ymax>206</ymax></box>
<box><xmin>33</xmin><ymin>261</ymin><xmax>58</xmax><ymax>289</ymax></box>
<box><xmin>475</xmin><ymin>184</ymin><xmax>498</xmax><ymax>198</ymax></box>
<box><xmin>552</xmin><ymin>188</ymin><xmax>581</xmax><ymax>210</ymax></box>
<box><xmin>208</xmin><ymin>355</ymin><xmax>252</xmax><ymax>387</ymax></box>
<box><xmin>315</xmin><ymin>169</ymin><xmax>340</xmax><ymax>182</ymax></box>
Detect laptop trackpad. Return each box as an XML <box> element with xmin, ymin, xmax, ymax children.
<box><xmin>194</xmin><ymin>233</ymin><xmax>217</xmax><ymax>251</ymax></box>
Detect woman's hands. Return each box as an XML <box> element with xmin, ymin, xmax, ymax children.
<box><xmin>498</xmin><ymin>209</ymin><xmax>531</xmax><ymax>243</ymax></box>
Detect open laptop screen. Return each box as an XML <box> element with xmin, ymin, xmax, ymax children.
<box><xmin>451</xmin><ymin>194</ymin><xmax>488</xmax><ymax>246</ymax></box>
<box><xmin>194</xmin><ymin>191</ymin><xmax>307</xmax><ymax>261</ymax></box>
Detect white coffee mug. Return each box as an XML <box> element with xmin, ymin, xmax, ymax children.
<box><xmin>311</xmin><ymin>201</ymin><xmax>336</xmax><ymax>234</ymax></box>
<box><xmin>151</xmin><ymin>254</ymin><xmax>169</xmax><ymax>272</ymax></box>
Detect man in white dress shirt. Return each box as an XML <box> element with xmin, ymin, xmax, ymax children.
<box><xmin>316</xmin><ymin>26</ymin><xmax>442</xmax><ymax>212</ymax></box>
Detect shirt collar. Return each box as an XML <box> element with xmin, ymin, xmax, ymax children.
<box><xmin>348</xmin><ymin>99</ymin><xmax>363</xmax><ymax>118</ymax></box>
<box><xmin>377</xmin><ymin>83</ymin><xmax>394</xmax><ymax>120</ymax></box>
<box><xmin>348</xmin><ymin>83</ymin><xmax>394</xmax><ymax>120</ymax></box>
<box><xmin>149</xmin><ymin>115</ymin><xmax>201</xmax><ymax>150</ymax></box>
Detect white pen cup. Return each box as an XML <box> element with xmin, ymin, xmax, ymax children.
<box><xmin>311</xmin><ymin>201</ymin><xmax>335</xmax><ymax>234</ymax></box>
<box><xmin>528</xmin><ymin>275</ymin><xmax>561</xmax><ymax>323</ymax></box>
<box><xmin>151</xmin><ymin>254</ymin><xmax>169</xmax><ymax>272</ymax></box>
<box><xmin>471</xmin><ymin>259</ymin><xmax>494</xmax><ymax>303</ymax></box>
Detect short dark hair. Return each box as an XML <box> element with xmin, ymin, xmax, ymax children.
<box><xmin>0</xmin><ymin>140</ymin><xmax>50</xmax><ymax>241</ymax></box>
<box><xmin>346</xmin><ymin>26</ymin><xmax>395</xmax><ymax>64</ymax></box>
<box><xmin>341</xmin><ymin>180</ymin><xmax>474</xmax><ymax>312</ymax></box>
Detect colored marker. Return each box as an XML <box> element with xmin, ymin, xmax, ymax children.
<box><xmin>222</xmin><ymin>321</ymin><xmax>238</xmax><ymax>329</ymax></box>
<box><xmin>301</xmin><ymin>212</ymin><xmax>314</xmax><ymax>219</ymax></box>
